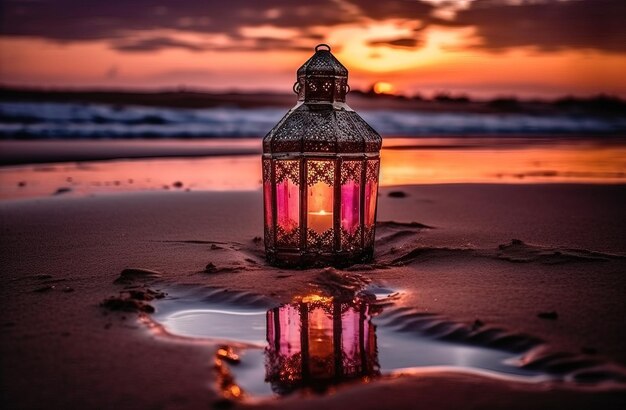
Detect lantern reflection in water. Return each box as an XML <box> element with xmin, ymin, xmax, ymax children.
<box><xmin>265</xmin><ymin>295</ymin><xmax>380</xmax><ymax>395</ymax></box>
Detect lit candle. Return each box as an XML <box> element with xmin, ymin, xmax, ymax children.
<box><xmin>308</xmin><ymin>209</ymin><xmax>333</xmax><ymax>233</ymax></box>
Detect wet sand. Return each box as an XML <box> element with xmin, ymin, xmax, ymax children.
<box><xmin>1</xmin><ymin>183</ymin><xmax>625</xmax><ymax>409</ymax></box>
<box><xmin>2</xmin><ymin>137</ymin><xmax>625</xmax><ymax>200</ymax></box>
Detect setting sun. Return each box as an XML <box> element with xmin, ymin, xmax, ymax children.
<box><xmin>373</xmin><ymin>81</ymin><xmax>395</xmax><ymax>94</ymax></box>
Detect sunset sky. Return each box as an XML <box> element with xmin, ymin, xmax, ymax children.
<box><xmin>1</xmin><ymin>0</ymin><xmax>625</xmax><ymax>98</ymax></box>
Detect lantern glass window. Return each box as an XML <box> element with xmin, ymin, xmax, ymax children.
<box><xmin>340</xmin><ymin>160</ymin><xmax>362</xmax><ymax>251</ymax></box>
<box><xmin>275</xmin><ymin>160</ymin><xmax>300</xmax><ymax>248</ymax></box>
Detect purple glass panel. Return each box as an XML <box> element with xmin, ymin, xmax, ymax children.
<box><xmin>277</xmin><ymin>179</ymin><xmax>299</xmax><ymax>231</ymax></box>
<box><xmin>263</xmin><ymin>181</ymin><xmax>272</xmax><ymax>229</ymax></box>
<box><xmin>278</xmin><ymin>304</ymin><xmax>301</xmax><ymax>356</ymax></box>
<box><xmin>275</xmin><ymin>160</ymin><xmax>300</xmax><ymax>247</ymax></box>
<box><xmin>341</xmin><ymin>181</ymin><xmax>360</xmax><ymax>234</ymax></box>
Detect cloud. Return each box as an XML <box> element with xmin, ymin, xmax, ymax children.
<box><xmin>0</xmin><ymin>1</ymin><xmax>433</xmax><ymax>46</ymax></box>
<box><xmin>346</xmin><ymin>0</ymin><xmax>435</xmax><ymax>20</ymax></box>
<box><xmin>113</xmin><ymin>37</ymin><xmax>208</xmax><ymax>52</ymax></box>
<box><xmin>453</xmin><ymin>0</ymin><xmax>626</xmax><ymax>53</ymax></box>
<box><xmin>0</xmin><ymin>0</ymin><xmax>351</xmax><ymax>41</ymax></box>
<box><xmin>0</xmin><ymin>0</ymin><xmax>624</xmax><ymax>54</ymax></box>
<box><xmin>368</xmin><ymin>38</ymin><xmax>421</xmax><ymax>49</ymax></box>
<box><xmin>111</xmin><ymin>35</ymin><xmax>312</xmax><ymax>53</ymax></box>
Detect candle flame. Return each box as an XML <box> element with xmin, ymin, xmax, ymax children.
<box><xmin>309</xmin><ymin>209</ymin><xmax>332</xmax><ymax>215</ymax></box>
<box><xmin>373</xmin><ymin>81</ymin><xmax>394</xmax><ymax>95</ymax></box>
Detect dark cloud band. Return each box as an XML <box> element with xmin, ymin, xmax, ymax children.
<box><xmin>0</xmin><ymin>0</ymin><xmax>624</xmax><ymax>53</ymax></box>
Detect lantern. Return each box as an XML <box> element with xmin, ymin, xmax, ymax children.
<box><xmin>265</xmin><ymin>296</ymin><xmax>379</xmax><ymax>394</ymax></box>
<box><xmin>263</xmin><ymin>44</ymin><xmax>383</xmax><ymax>267</ymax></box>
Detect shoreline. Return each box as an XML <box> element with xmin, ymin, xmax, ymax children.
<box><xmin>1</xmin><ymin>137</ymin><xmax>625</xmax><ymax>201</ymax></box>
<box><xmin>2</xmin><ymin>136</ymin><xmax>626</xmax><ymax>166</ymax></box>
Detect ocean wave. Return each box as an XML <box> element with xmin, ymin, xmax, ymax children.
<box><xmin>1</xmin><ymin>101</ymin><xmax>625</xmax><ymax>138</ymax></box>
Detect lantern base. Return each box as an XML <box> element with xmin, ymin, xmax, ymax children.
<box><xmin>265</xmin><ymin>249</ymin><xmax>374</xmax><ymax>269</ymax></box>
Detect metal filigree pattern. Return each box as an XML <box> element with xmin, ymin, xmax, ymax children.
<box><xmin>307</xmin><ymin>228</ymin><xmax>334</xmax><ymax>250</ymax></box>
<box><xmin>307</xmin><ymin>161</ymin><xmax>334</xmax><ymax>186</ymax></box>
<box><xmin>265</xmin><ymin>226</ymin><xmax>274</xmax><ymax>248</ymax></box>
<box><xmin>301</xmin><ymin>111</ymin><xmax>336</xmax><ymax>152</ymax></box>
<box><xmin>264</xmin><ymin>105</ymin><xmax>382</xmax><ymax>154</ymax></box>
<box><xmin>309</xmin><ymin>355</ymin><xmax>335</xmax><ymax>378</ymax></box>
<box><xmin>345</xmin><ymin>111</ymin><xmax>382</xmax><ymax>152</ymax></box>
<box><xmin>265</xmin><ymin>350</ymin><xmax>303</xmax><ymax>393</ymax></box>
<box><xmin>335</xmin><ymin>111</ymin><xmax>366</xmax><ymax>152</ymax></box>
<box><xmin>276</xmin><ymin>225</ymin><xmax>301</xmax><ymax>248</ymax></box>
<box><xmin>297</xmin><ymin>48</ymin><xmax>347</xmax><ymax>77</ymax></box>
<box><xmin>366</xmin><ymin>159</ymin><xmax>380</xmax><ymax>182</ymax></box>
<box><xmin>340</xmin><ymin>225</ymin><xmax>362</xmax><ymax>251</ymax></box>
<box><xmin>275</xmin><ymin>160</ymin><xmax>300</xmax><ymax>184</ymax></box>
<box><xmin>334</xmin><ymin>79</ymin><xmax>346</xmax><ymax>101</ymax></box>
<box><xmin>295</xmin><ymin>45</ymin><xmax>348</xmax><ymax>103</ymax></box>
<box><xmin>364</xmin><ymin>226</ymin><xmax>376</xmax><ymax>248</ymax></box>
<box><xmin>340</xmin><ymin>160</ymin><xmax>362</xmax><ymax>184</ymax></box>
<box><xmin>263</xmin><ymin>45</ymin><xmax>381</xmax><ymax>155</ymax></box>
<box><xmin>262</xmin><ymin>159</ymin><xmax>272</xmax><ymax>182</ymax></box>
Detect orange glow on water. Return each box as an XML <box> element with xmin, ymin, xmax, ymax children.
<box><xmin>1</xmin><ymin>139</ymin><xmax>625</xmax><ymax>201</ymax></box>
<box><xmin>299</xmin><ymin>294</ymin><xmax>333</xmax><ymax>304</ymax></box>
<box><xmin>228</xmin><ymin>385</ymin><xmax>242</xmax><ymax>398</ymax></box>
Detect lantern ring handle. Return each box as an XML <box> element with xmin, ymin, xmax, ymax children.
<box><xmin>293</xmin><ymin>81</ymin><xmax>301</xmax><ymax>94</ymax></box>
<box><xmin>346</xmin><ymin>84</ymin><xmax>351</xmax><ymax>94</ymax></box>
<box><xmin>315</xmin><ymin>44</ymin><xmax>331</xmax><ymax>52</ymax></box>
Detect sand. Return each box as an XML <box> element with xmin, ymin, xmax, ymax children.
<box><xmin>1</xmin><ymin>182</ymin><xmax>625</xmax><ymax>409</ymax></box>
<box><xmin>0</xmin><ymin>139</ymin><xmax>261</xmax><ymax>165</ymax></box>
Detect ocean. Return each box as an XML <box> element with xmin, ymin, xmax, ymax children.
<box><xmin>2</xmin><ymin>101</ymin><xmax>626</xmax><ymax>139</ymax></box>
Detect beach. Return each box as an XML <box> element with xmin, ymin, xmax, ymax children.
<box><xmin>0</xmin><ymin>0</ymin><xmax>626</xmax><ymax>410</ymax></box>
<box><xmin>3</xmin><ymin>0</ymin><xmax>626</xmax><ymax>407</ymax></box>
<box><xmin>1</xmin><ymin>139</ymin><xmax>625</xmax><ymax>408</ymax></box>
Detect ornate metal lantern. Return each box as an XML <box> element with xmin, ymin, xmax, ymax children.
<box><xmin>262</xmin><ymin>44</ymin><xmax>383</xmax><ymax>267</ymax></box>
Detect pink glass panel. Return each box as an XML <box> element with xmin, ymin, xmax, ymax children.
<box><xmin>341</xmin><ymin>180</ymin><xmax>360</xmax><ymax>235</ymax></box>
<box><xmin>263</xmin><ymin>181</ymin><xmax>272</xmax><ymax>228</ymax></box>
<box><xmin>307</xmin><ymin>182</ymin><xmax>334</xmax><ymax>234</ymax></box>
<box><xmin>276</xmin><ymin>166</ymin><xmax>300</xmax><ymax>245</ymax></box>
<box><xmin>278</xmin><ymin>304</ymin><xmax>302</xmax><ymax>356</ymax></box>
<box><xmin>365</xmin><ymin>180</ymin><xmax>378</xmax><ymax>226</ymax></box>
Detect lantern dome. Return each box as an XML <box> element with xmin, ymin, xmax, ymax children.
<box><xmin>296</xmin><ymin>44</ymin><xmax>348</xmax><ymax>79</ymax></box>
<box><xmin>263</xmin><ymin>44</ymin><xmax>382</xmax><ymax>154</ymax></box>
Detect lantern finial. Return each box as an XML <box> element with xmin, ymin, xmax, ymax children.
<box><xmin>294</xmin><ymin>44</ymin><xmax>349</xmax><ymax>103</ymax></box>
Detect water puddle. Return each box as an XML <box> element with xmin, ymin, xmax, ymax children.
<box><xmin>146</xmin><ymin>286</ymin><xmax>605</xmax><ymax>401</ymax></box>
